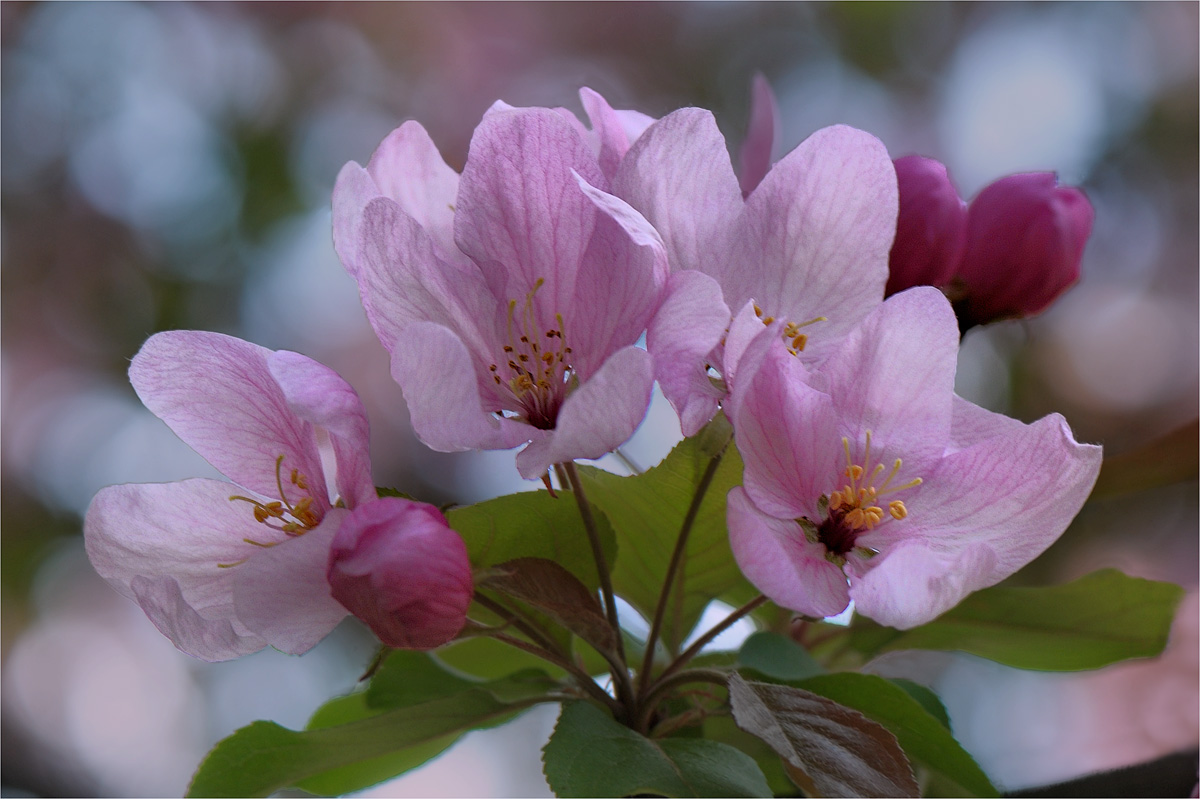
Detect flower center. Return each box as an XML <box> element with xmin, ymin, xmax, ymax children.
<box><xmin>802</xmin><ymin>431</ymin><xmax>923</xmax><ymax>562</ymax></box>
<box><xmin>753</xmin><ymin>304</ymin><xmax>826</xmax><ymax>356</ymax></box>
<box><xmin>220</xmin><ymin>455</ymin><xmax>322</xmax><ymax>567</ymax></box>
<box><xmin>488</xmin><ymin>278</ymin><xmax>574</xmax><ymax>430</ymax></box>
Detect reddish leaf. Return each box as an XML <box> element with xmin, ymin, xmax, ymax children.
<box><xmin>727</xmin><ymin>673</ymin><xmax>918</xmax><ymax>798</ymax></box>
<box><xmin>482</xmin><ymin>557</ymin><xmax>618</xmax><ymax>656</ymax></box>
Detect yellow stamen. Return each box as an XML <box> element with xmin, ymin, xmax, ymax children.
<box><xmin>829</xmin><ymin>431</ymin><xmax>922</xmax><ymax>532</ymax></box>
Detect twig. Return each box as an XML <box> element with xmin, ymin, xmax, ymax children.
<box><xmin>637</xmin><ymin>444</ymin><xmax>727</xmax><ymax>697</ymax></box>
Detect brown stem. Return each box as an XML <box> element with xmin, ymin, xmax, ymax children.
<box><xmin>472</xmin><ymin>590</ymin><xmax>563</xmax><ymax>656</ymax></box>
<box><xmin>637</xmin><ymin>444</ymin><xmax>727</xmax><ymax>697</ymax></box>
<box><xmin>656</xmin><ymin>594</ymin><xmax>767</xmax><ymax>687</ymax></box>
<box><xmin>635</xmin><ymin>667</ymin><xmax>731</xmax><ymax>734</ymax></box>
<box><xmin>558</xmin><ymin>461</ymin><xmax>633</xmax><ymax>711</ymax></box>
<box><xmin>480</xmin><ymin>628</ymin><xmax>621</xmax><ymax>714</ymax></box>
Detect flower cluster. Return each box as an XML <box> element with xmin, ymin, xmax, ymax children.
<box><xmin>85</xmin><ymin>86</ymin><xmax>1099</xmax><ymax>667</ymax></box>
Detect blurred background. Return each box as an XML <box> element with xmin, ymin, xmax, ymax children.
<box><xmin>1</xmin><ymin>2</ymin><xmax>1196</xmax><ymax>796</ymax></box>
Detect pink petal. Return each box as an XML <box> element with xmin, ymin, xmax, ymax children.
<box><xmin>567</xmin><ymin>172</ymin><xmax>668</xmax><ymax>379</ymax></box>
<box><xmin>947</xmin><ymin>394</ymin><xmax>1026</xmax><ymax>450</ymax></box>
<box><xmin>130</xmin><ymin>575</ymin><xmax>265</xmax><ymax>661</ymax></box>
<box><xmin>646</xmin><ymin>271</ymin><xmax>731</xmax><ymax>437</ymax></box>
<box><xmin>364</xmin><ymin>120</ymin><xmax>462</xmax><ymax>263</ymax></box>
<box><xmin>907</xmin><ymin>411</ymin><xmax>1101</xmax><ymax>579</ymax></box>
<box><xmin>130</xmin><ymin>331</ymin><xmax>326</xmax><ymax>507</ymax></box>
<box><xmin>612</xmin><ymin>108</ymin><xmax>742</xmax><ymax>276</ymax></box>
<box><xmin>267</xmin><ymin>350</ymin><xmax>376</xmax><ymax>510</ymax></box>
<box><xmin>453</xmin><ymin>107</ymin><xmax>605</xmax><ymax>313</ymax></box>
<box><xmin>579</xmin><ymin>87</ymin><xmax>633</xmax><ymax>183</ymax></box>
<box><xmin>515</xmin><ymin>344</ymin><xmax>654</xmax><ymax>479</ymax></box>
<box><xmin>847</xmin><ymin>541</ymin><xmax>999</xmax><ymax>629</ymax></box>
<box><xmin>357</xmin><ymin>197</ymin><xmax>499</xmax><ymax>362</ymax></box>
<box><xmin>721</xmin><ymin>300</ymin><xmax>771</xmax><ymax>392</ymax></box>
<box><xmin>331</xmin><ymin>162</ymin><xmax>380</xmax><ymax>277</ymax></box>
<box><xmin>84</xmin><ymin>479</ymin><xmax>272</xmax><ymax>660</ymax></box>
<box><xmin>611</xmin><ymin>109</ymin><xmax>655</xmax><ymax>148</ymax></box>
<box><xmin>390</xmin><ymin>321</ymin><xmax>531</xmax><ymax>454</ymax></box>
<box><xmin>731</xmin><ymin>125</ymin><xmax>897</xmax><ymax>364</ymax></box>
<box><xmin>730</xmin><ymin>328</ymin><xmax>841</xmax><ymax>521</ymax></box>
<box><xmin>738</xmin><ymin>73</ymin><xmax>780</xmax><ymax>198</ymax></box>
<box><xmin>728</xmin><ymin>488</ymin><xmax>851</xmax><ymax>619</ymax></box>
<box><xmin>232</xmin><ymin>510</ymin><xmax>350</xmax><ymax>655</ymax></box>
<box><xmin>818</xmin><ymin>287</ymin><xmax>958</xmax><ymax>466</ymax></box>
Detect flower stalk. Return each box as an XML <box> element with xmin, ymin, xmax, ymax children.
<box><xmin>637</xmin><ymin>434</ymin><xmax>731</xmax><ymax>697</ymax></box>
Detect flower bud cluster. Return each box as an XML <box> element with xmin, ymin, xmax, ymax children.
<box><xmin>888</xmin><ymin>156</ymin><xmax>1094</xmax><ymax>331</ymax></box>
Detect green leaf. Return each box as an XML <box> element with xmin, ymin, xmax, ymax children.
<box><xmin>188</xmin><ymin>662</ymin><xmax>559</xmax><ymax>798</ymax></box>
<box><xmin>888</xmin><ymin>678</ymin><xmax>951</xmax><ymax>729</ymax></box>
<box><xmin>295</xmin><ymin>689</ymin><xmax>462</xmax><ymax>796</ymax></box>
<box><xmin>701</xmin><ymin>715</ymin><xmax>796</xmax><ymax>798</ymax></box>
<box><xmin>447</xmin><ymin>490</ymin><xmax>616</xmax><ymax>591</ymax></box>
<box><xmin>369</xmin><ymin>650</ymin><xmax>561</xmax><ymax>709</ymax></box>
<box><xmin>542</xmin><ymin>701</ymin><xmax>771</xmax><ymax>797</ymax></box>
<box><xmin>727</xmin><ymin>673</ymin><xmax>918</xmax><ymax>798</ymax></box>
<box><xmin>366</xmin><ymin>650</ymin><xmax>481</xmax><ymax>709</ymax></box>
<box><xmin>375</xmin><ymin>486</ymin><xmax>418</xmax><ymax>500</ymax></box>
<box><xmin>848</xmin><ymin>569</ymin><xmax>1185</xmax><ymax>670</ymax></box>
<box><xmin>188</xmin><ymin>692</ymin><xmax>529</xmax><ymax>797</ymax></box>
<box><xmin>576</xmin><ymin>418</ymin><xmax>754</xmax><ymax>653</ymax></box>
<box><xmin>736</xmin><ymin>631</ymin><xmax>825</xmax><ymax>681</ymax></box>
<box><xmin>435</xmin><ymin>635</ymin><xmax>566</xmax><ymax>680</ymax></box>
<box><xmin>794</xmin><ymin>673</ymin><xmax>997</xmax><ymax>797</ymax></box>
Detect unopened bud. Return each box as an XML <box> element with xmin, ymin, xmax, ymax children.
<box><xmin>955</xmin><ymin>172</ymin><xmax>1093</xmax><ymax>328</ymax></box>
<box><xmin>327</xmin><ymin>498</ymin><xmax>472</xmax><ymax>650</ymax></box>
<box><xmin>887</xmin><ymin>155</ymin><xmax>968</xmax><ymax>298</ymax></box>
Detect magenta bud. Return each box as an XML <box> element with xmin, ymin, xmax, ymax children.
<box><xmin>957</xmin><ymin>172</ymin><xmax>1093</xmax><ymax>326</ymax></box>
<box><xmin>328</xmin><ymin>497</ymin><xmax>472</xmax><ymax>650</ymax></box>
<box><xmin>886</xmin><ymin>155</ymin><xmax>969</xmax><ymax>298</ymax></box>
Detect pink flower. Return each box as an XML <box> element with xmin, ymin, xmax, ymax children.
<box><xmin>612</xmin><ymin>100</ymin><xmax>898</xmax><ymax>435</ymax></box>
<box><xmin>328</xmin><ymin>498</ymin><xmax>472</xmax><ymax>650</ymax></box>
<box><xmin>84</xmin><ymin>331</ymin><xmax>377</xmax><ymax>661</ymax></box>
<box><xmin>726</xmin><ymin>287</ymin><xmax>1101</xmax><ymax>628</ymax></box>
<box><xmin>333</xmin><ymin>101</ymin><xmax>668</xmax><ymax>479</ymax></box>
<box><xmin>888</xmin><ymin>160</ymin><xmax>1093</xmax><ymax>330</ymax></box>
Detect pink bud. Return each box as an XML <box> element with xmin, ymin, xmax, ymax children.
<box><xmin>956</xmin><ymin>172</ymin><xmax>1093</xmax><ymax>327</ymax></box>
<box><xmin>886</xmin><ymin>155</ymin><xmax>968</xmax><ymax>298</ymax></box>
<box><xmin>328</xmin><ymin>498</ymin><xmax>473</xmax><ymax>650</ymax></box>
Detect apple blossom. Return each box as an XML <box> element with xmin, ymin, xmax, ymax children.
<box><xmin>613</xmin><ymin>104</ymin><xmax>898</xmax><ymax>435</ymax></box>
<box><xmin>726</xmin><ymin>287</ymin><xmax>1102</xmax><ymax>628</ymax></box>
<box><xmin>84</xmin><ymin>331</ymin><xmax>376</xmax><ymax>661</ymax></box>
<box><xmin>328</xmin><ymin>497</ymin><xmax>472</xmax><ymax>650</ymax></box>
<box><xmin>333</xmin><ymin>102</ymin><xmax>667</xmax><ymax>479</ymax></box>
